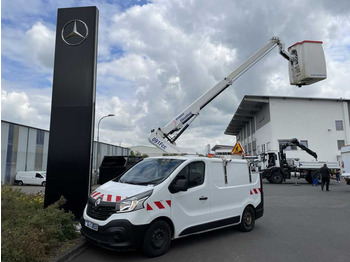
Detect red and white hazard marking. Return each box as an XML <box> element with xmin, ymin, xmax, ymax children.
<box><xmin>146</xmin><ymin>200</ymin><xmax>171</xmax><ymax>211</ymax></box>
<box><xmin>90</xmin><ymin>191</ymin><xmax>125</xmax><ymax>202</ymax></box>
<box><xmin>250</xmin><ymin>188</ymin><xmax>262</xmax><ymax>195</ymax></box>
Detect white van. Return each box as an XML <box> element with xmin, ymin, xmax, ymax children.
<box><xmin>81</xmin><ymin>156</ymin><xmax>263</xmax><ymax>257</ymax></box>
<box><xmin>15</xmin><ymin>171</ymin><xmax>46</xmax><ymax>186</ymax></box>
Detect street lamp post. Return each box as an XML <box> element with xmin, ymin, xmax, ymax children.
<box><xmin>95</xmin><ymin>114</ymin><xmax>115</xmax><ymax>183</ymax></box>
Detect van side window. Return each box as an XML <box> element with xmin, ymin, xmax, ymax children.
<box><xmin>176</xmin><ymin>161</ymin><xmax>205</xmax><ymax>189</ymax></box>
<box><xmin>36</xmin><ymin>173</ymin><xmax>43</xmax><ymax>178</ymax></box>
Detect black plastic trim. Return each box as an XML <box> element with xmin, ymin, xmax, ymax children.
<box><xmin>256</xmin><ymin>173</ymin><xmax>264</xmax><ymax>220</ymax></box>
<box><xmin>81</xmin><ymin>218</ymin><xmax>148</xmax><ymax>250</ymax></box>
<box><xmin>179</xmin><ymin>216</ymin><xmax>240</xmax><ymax>236</ymax></box>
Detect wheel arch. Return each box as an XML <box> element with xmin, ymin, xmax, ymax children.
<box><xmin>150</xmin><ymin>216</ymin><xmax>175</xmax><ymax>238</ymax></box>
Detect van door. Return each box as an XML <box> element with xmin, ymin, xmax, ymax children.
<box><xmin>23</xmin><ymin>172</ymin><xmax>33</xmax><ymax>184</ymax></box>
<box><xmin>35</xmin><ymin>173</ymin><xmax>44</xmax><ymax>185</ymax></box>
<box><xmin>169</xmin><ymin>161</ymin><xmax>211</xmax><ymax>237</ymax></box>
<box><xmin>210</xmin><ymin>161</ymin><xmax>250</xmax><ymax>223</ymax></box>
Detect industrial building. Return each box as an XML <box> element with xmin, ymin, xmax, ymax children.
<box><xmin>225</xmin><ymin>96</ymin><xmax>350</xmax><ymax>163</ymax></box>
<box><xmin>1</xmin><ymin>120</ymin><xmax>130</xmax><ymax>185</ymax></box>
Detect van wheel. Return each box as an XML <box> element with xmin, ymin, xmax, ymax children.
<box><xmin>142</xmin><ymin>220</ymin><xmax>171</xmax><ymax>257</ymax></box>
<box><xmin>41</xmin><ymin>181</ymin><xmax>46</xmax><ymax>187</ymax></box>
<box><xmin>239</xmin><ymin>206</ymin><xmax>255</xmax><ymax>232</ymax></box>
<box><xmin>18</xmin><ymin>181</ymin><xmax>23</xmax><ymax>186</ymax></box>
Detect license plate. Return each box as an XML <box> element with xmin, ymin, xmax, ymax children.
<box><xmin>85</xmin><ymin>220</ymin><xmax>98</xmax><ymax>231</ymax></box>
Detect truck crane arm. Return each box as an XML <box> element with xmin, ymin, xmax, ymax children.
<box><xmin>149</xmin><ymin>37</ymin><xmax>293</xmax><ymax>154</ymax></box>
<box><xmin>280</xmin><ymin>138</ymin><xmax>318</xmax><ymax>160</ymax></box>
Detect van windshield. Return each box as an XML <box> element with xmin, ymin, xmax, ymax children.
<box><xmin>118</xmin><ymin>158</ymin><xmax>184</xmax><ymax>185</ymax></box>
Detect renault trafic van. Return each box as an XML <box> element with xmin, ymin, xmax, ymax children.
<box><xmin>81</xmin><ymin>156</ymin><xmax>263</xmax><ymax>257</ymax></box>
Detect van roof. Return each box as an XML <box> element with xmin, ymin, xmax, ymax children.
<box><xmin>146</xmin><ymin>155</ymin><xmax>247</xmax><ymax>164</ymax></box>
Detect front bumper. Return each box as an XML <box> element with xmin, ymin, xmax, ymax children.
<box><xmin>81</xmin><ymin>218</ymin><xmax>148</xmax><ymax>250</ymax></box>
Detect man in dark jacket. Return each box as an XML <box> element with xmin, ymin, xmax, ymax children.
<box><xmin>320</xmin><ymin>164</ymin><xmax>331</xmax><ymax>191</ymax></box>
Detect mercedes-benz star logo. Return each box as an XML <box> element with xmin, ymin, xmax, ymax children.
<box><xmin>61</xmin><ymin>19</ymin><xmax>88</xmax><ymax>46</ymax></box>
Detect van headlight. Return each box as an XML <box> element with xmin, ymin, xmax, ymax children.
<box><xmin>116</xmin><ymin>189</ymin><xmax>153</xmax><ymax>213</ymax></box>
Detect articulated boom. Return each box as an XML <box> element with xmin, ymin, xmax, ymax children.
<box><xmin>148</xmin><ymin>37</ymin><xmax>318</xmax><ymax>154</ymax></box>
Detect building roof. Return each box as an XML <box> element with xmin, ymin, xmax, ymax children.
<box><xmin>224</xmin><ymin>95</ymin><xmax>350</xmax><ymax>136</ymax></box>
<box><xmin>211</xmin><ymin>144</ymin><xmax>234</xmax><ymax>151</ymax></box>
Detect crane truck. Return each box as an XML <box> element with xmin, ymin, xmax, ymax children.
<box><xmin>258</xmin><ymin>138</ymin><xmax>340</xmax><ymax>184</ymax></box>
<box><xmin>148</xmin><ymin>37</ymin><xmax>327</xmax><ymax>154</ymax></box>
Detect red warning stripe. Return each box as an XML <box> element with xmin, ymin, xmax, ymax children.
<box><xmin>250</xmin><ymin>188</ymin><xmax>261</xmax><ymax>195</ymax></box>
<box><xmin>107</xmin><ymin>194</ymin><xmax>112</xmax><ymax>202</ymax></box>
<box><xmin>116</xmin><ymin>196</ymin><xmax>121</xmax><ymax>202</ymax></box>
<box><xmin>154</xmin><ymin>201</ymin><xmax>165</xmax><ymax>209</ymax></box>
<box><xmin>92</xmin><ymin>192</ymin><xmax>101</xmax><ymax>198</ymax></box>
<box><xmin>146</xmin><ymin>200</ymin><xmax>172</xmax><ymax>211</ymax></box>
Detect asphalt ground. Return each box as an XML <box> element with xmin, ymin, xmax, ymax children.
<box><xmin>70</xmin><ymin>179</ymin><xmax>350</xmax><ymax>262</ymax></box>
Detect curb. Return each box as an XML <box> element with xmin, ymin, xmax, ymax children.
<box><xmin>52</xmin><ymin>237</ymin><xmax>89</xmax><ymax>262</ymax></box>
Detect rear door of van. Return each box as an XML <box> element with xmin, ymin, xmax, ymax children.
<box><xmin>210</xmin><ymin>160</ymin><xmax>251</xmax><ymax>223</ymax></box>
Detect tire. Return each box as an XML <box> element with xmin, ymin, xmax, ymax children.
<box><xmin>142</xmin><ymin>220</ymin><xmax>171</xmax><ymax>257</ymax></box>
<box><xmin>239</xmin><ymin>206</ymin><xmax>255</xmax><ymax>232</ymax></box>
<box><xmin>271</xmin><ymin>172</ymin><xmax>283</xmax><ymax>184</ymax></box>
<box><xmin>42</xmin><ymin>181</ymin><xmax>46</xmax><ymax>187</ymax></box>
<box><xmin>18</xmin><ymin>181</ymin><xmax>23</xmax><ymax>186</ymax></box>
<box><xmin>305</xmin><ymin>173</ymin><xmax>313</xmax><ymax>184</ymax></box>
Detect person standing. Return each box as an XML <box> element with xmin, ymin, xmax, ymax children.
<box><xmin>320</xmin><ymin>164</ymin><xmax>331</xmax><ymax>191</ymax></box>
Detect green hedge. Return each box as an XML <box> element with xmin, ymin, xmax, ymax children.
<box><xmin>1</xmin><ymin>186</ymin><xmax>78</xmax><ymax>262</ymax></box>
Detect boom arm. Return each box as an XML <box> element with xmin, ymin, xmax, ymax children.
<box><xmin>280</xmin><ymin>138</ymin><xmax>318</xmax><ymax>160</ymax></box>
<box><xmin>149</xmin><ymin>37</ymin><xmax>291</xmax><ymax>154</ymax></box>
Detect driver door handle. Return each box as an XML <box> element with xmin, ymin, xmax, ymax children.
<box><xmin>199</xmin><ymin>196</ymin><xmax>208</xmax><ymax>200</ymax></box>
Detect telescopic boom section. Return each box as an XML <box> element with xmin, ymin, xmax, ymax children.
<box><xmin>149</xmin><ymin>37</ymin><xmax>290</xmax><ymax>154</ymax></box>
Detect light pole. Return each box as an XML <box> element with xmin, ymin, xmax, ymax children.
<box><xmin>95</xmin><ymin>114</ymin><xmax>115</xmax><ymax>183</ymax></box>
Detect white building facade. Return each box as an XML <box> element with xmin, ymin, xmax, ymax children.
<box><xmin>225</xmin><ymin>96</ymin><xmax>350</xmax><ymax>163</ymax></box>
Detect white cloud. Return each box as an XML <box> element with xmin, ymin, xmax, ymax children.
<box><xmin>2</xmin><ymin>22</ymin><xmax>55</xmax><ymax>72</ymax></box>
<box><xmin>1</xmin><ymin>89</ymin><xmax>51</xmax><ymax>129</ymax></box>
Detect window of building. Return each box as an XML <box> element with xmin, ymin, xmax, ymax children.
<box><xmin>262</xmin><ymin>144</ymin><xmax>266</xmax><ymax>153</ymax></box>
<box><xmin>335</xmin><ymin>120</ymin><xmax>343</xmax><ymax>131</ymax></box>
<box><xmin>251</xmin><ymin>119</ymin><xmax>256</xmax><ymax>134</ymax></box>
<box><xmin>337</xmin><ymin>140</ymin><xmax>345</xmax><ymax>150</ymax></box>
<box><xmin>279</xmin><ymin>140</ymin><xmax>297</xmax><ymax>151</ymax></box>
<box><xmin>266</xmin><ymin>142</ymin><xmax>270</xmax><ymax>151</ymax></box>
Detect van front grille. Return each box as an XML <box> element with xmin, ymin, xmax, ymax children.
<box><xmin>86</xmin><ymin>198</ymin><xmax>116</xmax><ymax>220</ymax></box>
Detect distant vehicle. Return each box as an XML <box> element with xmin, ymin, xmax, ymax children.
<box><xmin>341</xmin><ymin>145</ymin><xmax>350</xmax><ymax>185</ymax></box>
<box><xmin>256</xmin><ymin>138</ymin><xmax>340</xmax><ymax>184</ymax></box>
<box><xmin>15</xmin><ymin>171</ymin><xmax>46</xmax><ymax>186</ymax></box>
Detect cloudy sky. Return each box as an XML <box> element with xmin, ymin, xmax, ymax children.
<box><xmin>2</xmin><ymin>0</ymin><xmax>350</xmax><ymax>154</ymax></box>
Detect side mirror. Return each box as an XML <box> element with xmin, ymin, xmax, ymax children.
<box><xmin>170</xmin><ymin>179</ymin><xmax>188</xmax><ymax>193</ymax></box>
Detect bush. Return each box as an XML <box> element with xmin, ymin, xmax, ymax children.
<box><xmin>1</xmin><ymin>186</ymin><xmax>78</xmax><ymax>262</ymax></box>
